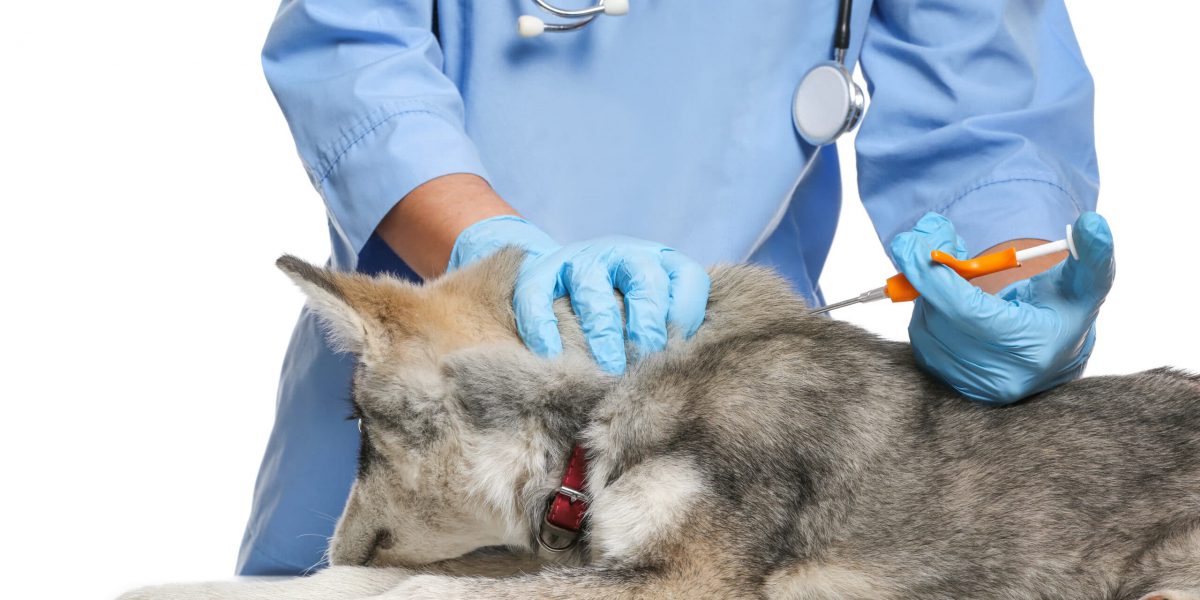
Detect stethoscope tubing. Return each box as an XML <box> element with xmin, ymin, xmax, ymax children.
<box><xmin>533</xmin><ymin>0</ymin><xmax>607</xmax><ymax>19</ymax></box>
<box><xmin>742</xmin><ymin>145</ymin><xmax>827</xmax><ymax>261</ymax></box>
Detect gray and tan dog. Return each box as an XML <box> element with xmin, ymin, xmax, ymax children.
<box><xmin>124</xmin><ymin>250</ymin><xmax>1200</xmax><ymax>600</ymax></box>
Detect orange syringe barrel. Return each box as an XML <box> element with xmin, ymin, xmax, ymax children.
<box><xmin>884</xmin><ymin>247</ymin><xmax>1020</xmax><ymax>302</ymax></box>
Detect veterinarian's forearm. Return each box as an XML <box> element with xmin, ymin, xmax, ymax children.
<box><xmin>972</xmin><ymin>238</ymin><xmax>1068</xmax><ymax>294</ymax></box>
<box><xmin>375</xmin><ymin>173</ymin><xmax>521</xmax><ymax>279</ymax></box>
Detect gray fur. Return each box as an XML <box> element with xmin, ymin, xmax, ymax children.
<box><xmin>121</xmin><ymin>250</ymin><xmax>1200</xmax><ymax>600</ymax></box>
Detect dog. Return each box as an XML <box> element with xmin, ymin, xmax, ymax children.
<box><xmin>122</xmin><ymin>249</ymin><xmax>1200</xmax><ymax>599</ymax></box>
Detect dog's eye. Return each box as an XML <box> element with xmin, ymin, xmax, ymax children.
<box><xmin>346</xmin><ymin>405</ymin><xmax>366</xmax><ymax>434</ymax></box>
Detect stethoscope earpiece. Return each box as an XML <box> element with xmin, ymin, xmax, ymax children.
<box><xmin>518</xmin><ymin>15</ymin><xmax>547</xmax><ymax>38</ymax></box>
<box><xmin>605</xmin><ymin>0</ymin><xmax>629</xmax><ymax>16</ymax></box>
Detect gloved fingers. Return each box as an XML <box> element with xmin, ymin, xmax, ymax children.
<box><xmin>1019</xmin><ymin>322</ymin><xmax>1095</xmax><ymax>400</ymax></box>
<box><xmin>909</xmin><ymin>309</ymin><xmax>1026</xmax><ymax>404</ymax></box>
<box><xmin>1059</xmin><ymin>211</ymin><xmax>1115</xmax><ymax>303</ymax></box>
<box><xmin>910</xmin><ymin>212</ymin><xmax>964</xmax><ymax>257</ymax></box>
<box><xmin>512</xmin><ymin>260</ymin><xmax>566</xmax><ymax>360</ymax></box>
<box><xmin>611</xmin><ymin>252</ymin><xmax>670</xmax><ymax>359</ymax></box>
<box><xmin>954</xmin><ymin>234</ymin><xmax>969</xmax><ymax>260</ymax></box>
<box><xmin>908</xmin><ymin>307</ymin><xmax>988</xmax><ymax>402</ymax></box>
<box><xmin>1054</xmin><ymin>322</ymin><xmax>1098</xmax><ymax>385</ymax></box>
<box><xmin>997</xmin><ymin>273</ymin><xmax>1036</xmax><ymax>304</ymax></box>
<box><xmin>563</xmin><ymin>254</ymin><xmax>628</xmax><ymax>375</ymax></box>
<box><xmin>892</xmin><ymin>229</ymin><xmax>1019</xmax><ymax>340</ymax></box>
<box><xmin>660</xmin><ymin>249</ymin><xmax>710</xmax><ymax>339</ymax></box>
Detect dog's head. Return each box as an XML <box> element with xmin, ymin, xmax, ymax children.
<box><xmin>276</xmin><ymin>250</ymin><xmax>608</xmax><ymax>567</ymax></box>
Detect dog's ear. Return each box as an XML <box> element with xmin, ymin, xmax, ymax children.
<box><xmin>276</xmin><ymin>255</ymin><xmax>404</xmax><ymax>354</ymax></box>
<box><xmin>277</xmin><ymin>249</ymin><xmax>524</xmax><ymax>358</ymax></box>
<box><xmin>435</xmin><ymin>247</ymin><xmax>524</xmax><ymax>315</ymax></box>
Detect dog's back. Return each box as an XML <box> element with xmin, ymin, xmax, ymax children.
<box><xmin>593</xmin><ymin>264</ymin><xmax>1200</xmax><ymax>599</ymax></box>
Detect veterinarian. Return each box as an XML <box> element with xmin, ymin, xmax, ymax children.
<box><xmin>239</xmin><ymin>0</ymin><xmax>1115</xmax><ymax>575</ymax></box>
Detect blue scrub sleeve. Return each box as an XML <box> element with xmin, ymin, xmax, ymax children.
<box><xmin>854</xmin><ymin>0</ymin><xmax>1099</xmax><ymax>257</ymax></box>
<box><xmin>262</xmin><ymin>0</ymin><xmax>490</xmax><ymax>254</ymax></box>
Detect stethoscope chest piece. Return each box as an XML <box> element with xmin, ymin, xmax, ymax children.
<box><xmin>793</xmin><ymin>61</ymin><xmax>864</xmax><ymax>147</ymax></box>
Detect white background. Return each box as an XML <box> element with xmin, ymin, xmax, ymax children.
<box><xmin>1</xmin><ymin>2</ymin><xmax>1196</xmax><ymax>598</ymax></box>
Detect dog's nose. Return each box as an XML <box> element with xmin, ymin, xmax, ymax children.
<box><xmin>331</xmin><ymin>528</ymin><xmax>396</xmax><ymax>566</ymax></box>
<box><xmin>363</xmin><ymin>529</ymin><xmax>395</xmax><ymax>566</ymax></box>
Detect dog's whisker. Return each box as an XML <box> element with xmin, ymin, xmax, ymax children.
<box><xmin>308</xmin><ymin>509</ymin><xmax>341</xmax><ymax>525</ymax></box>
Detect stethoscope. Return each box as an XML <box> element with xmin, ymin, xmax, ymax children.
<box><xmin>518</xmin><ymin>1</ymin><xmax>629</xmax><ymax>37</ymax></box>
<box><xmin>517</xmin><ymin>0</ymin><xmax>864</xmax><ymax>259</ymax></box>
<box><xmin>517</xmin><ymin>0</ymin><xmax>863</xmax><ymax>147</ymax></box>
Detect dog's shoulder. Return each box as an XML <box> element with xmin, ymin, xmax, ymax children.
<box><xmin>706</xmin><ymin>263</ymin><xmax>806</xmax><ymax>318</ymax></box>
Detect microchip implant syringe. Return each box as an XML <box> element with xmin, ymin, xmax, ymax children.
<box><xmin>809</xmin><ymin>225</ymin><xmax>1078</xmax><ymax>315</ymax></box>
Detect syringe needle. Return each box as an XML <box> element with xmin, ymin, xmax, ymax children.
<box><xmin>809</xmin><ymin>287</ymin><xmax>887</xmax><ymax>315</ymax></box>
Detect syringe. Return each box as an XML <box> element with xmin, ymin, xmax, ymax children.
<box><xmin>809</xmin><ymin>225</ymin><xmax>1078</xmax><ymax>315</ymax></box>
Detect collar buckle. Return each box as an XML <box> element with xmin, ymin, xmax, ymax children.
<box><xmin>537</xmin><ymin>516</ymin><xmax>580</xmax><ymax>553</ymax></box>
<box><xmin>536</xmin><ymin>443</ymin><xmax>590</xmax><ymax>554</ymax></box>
<box><xmin>556</xmin><ymin>484</ymin><xmax>589</xmax><ymax>503</ymax></box>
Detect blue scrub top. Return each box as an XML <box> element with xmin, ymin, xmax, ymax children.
<box><xmin>239</xmin><ymin>0</ymin><xmax>1097</xmax><ymax>574</ymax></box>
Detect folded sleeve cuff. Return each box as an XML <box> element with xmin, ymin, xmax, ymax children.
<box><xmin>312</xmin><ymin>107</ymin><xmax>490</xmax><ymax>254</ymax></box>
<box><xmin>936</xmin><ymin>178</ymin><xmax>1084</xmax><ymax>257</ymax></box>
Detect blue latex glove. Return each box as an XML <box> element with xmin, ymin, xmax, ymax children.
<box><xmin>892</xmin><ymin>212</ymin><xmax>1115</xmax><ymax>405</ymax></box>
<box><xmin>449</xmin><ymin>216</ymin><xmax>710</xmax><ymax>374</ymax></box>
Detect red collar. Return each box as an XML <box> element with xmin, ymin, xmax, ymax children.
<box><xmin>537</xmin><ymin>443</ymin><xmax>590</xmax><ymax>552</ymax></box>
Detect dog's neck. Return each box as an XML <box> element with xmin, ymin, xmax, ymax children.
<box><xmin>449</xmin><ymin>349</ymin><xmax>613</xmax><ymax>553</ymax></box>
<box><xmin>461</xmin><ymin>430</ymin><xmax>581</xmax><ymax>553</ymax></box>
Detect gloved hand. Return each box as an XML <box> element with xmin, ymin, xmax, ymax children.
<box><xmin>892</xmin><ymin>212</ymin><xmax>1115</xmax><ymax>404</ymax></box>
<box><xmin>449</xmin><ymin>215</ymin><xmax>710</xmax><ymax>374</ymax></box>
